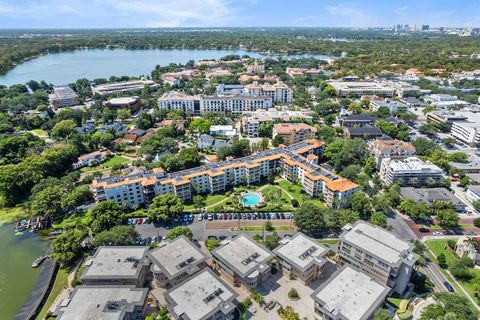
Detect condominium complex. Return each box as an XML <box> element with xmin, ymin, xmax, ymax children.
<box><xmin>147</xmin><ymin>236</ymin><xmax>207</xmax><ymax>288</ymax></box>
<box><xmin>369</xmin><ymin>139</ymin><xmax>416</xmax><ymax>168</ymax></box>
<box><xmin>311</xmin><ymin>265</ymin><xmax>390</xmax><ymax>320</ymax></box>
<box><xmin>49</xmin><ymin>85</ymin><xmax>79</xmax><ymax>108</ymax></box>
<box><xmin>337</xmin><ymin>221</ymin><xmax>418</xmax><ymax>294</ymax></box>
<box><xmin>273</xmin><ymin>123</ymin><xmax>317</xmax><ymax>145</ymax></box>
<box><xmin>379</xmin><ymin>157</ymin><xmax>444</xmax><ymax>186</ymax></box>
<box><xmin>212</xmin><ymin>235</ymin><xmax>273</xmax><ymax>289</ymax></box>
<box><xmin>451</xmin><ymin>120</ymin><xmax>480</xmax><ymax>147</ymax></box>
<box><xmin>337</xmin><ymin>114</ymin><xmax>375</xmax><ymax>128</ymax></box>
<box><xmin>242</xmin><ymin>110</ymin><xmax>313</xmax><ymax>138</ymax></box>
<box><xmin>244</xmin><ymin>81</ymin><xmax>293</xmax><ymax>103</ymax></box>
<box><xmin>157</xmin><ymin>92</ymin><xmax>272</xmax><ymax>116</ymax></box>
<box><xmin>323</xmin><ymin>179</ymin><xmax>360</xmax><ymax>208</ymax></box>
<box><xmin>81</xmin><ymin>246</ymin><xmax>150</xmax><ymax>287</ymax></box>
<box><xmin>273</xmin><ymin>233</ymin><xmax>330</xmax><ymax>284</ymax></box>
<box><xmin>91</xmin><ymin>79</ymin><xmax>159</xmax><ymax>96</ymax></box>
<box><xmin>329</xmin><ymin>81</ymin><xmax>395</xmax><ymax>98</ymax></box>
<box><xmin>54</xmin><ymin>286</ymin><xmax>148</xmax><ymax>320</ymax></box>
<box><xmin>424</xmin><ymin>94</ymin><xmax>470</xmax><ymax>108</ymax></box>
<box><xmin>426</xmin><ymin>111</ymin><xmax>467</xmax><ymax>130</ymax></box>
<box><xmin>92</xmin><ymin>140</ymin><xmax>357</xmax><ymax>207</ymax></box>
<box><xmin>165</xmin><ymin>268</ymin><xmax>238</xmax><ymax>320</ymax></box>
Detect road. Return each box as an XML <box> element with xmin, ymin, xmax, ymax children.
<box><xmin>386</xmin><ymin>209</ymin><xmax>448</xmax><ymax>292</ymax></box>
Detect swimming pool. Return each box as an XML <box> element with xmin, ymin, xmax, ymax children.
<box><xmin>241</xmin><ymin>193</ymin><xmax>262</xmax><ymax>206</ymax></box>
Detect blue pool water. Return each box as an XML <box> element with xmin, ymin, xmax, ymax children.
<box><xmin>241</xmin><ymin>193</ymin><xmax>262</xmax><ymax>206</ymax></box>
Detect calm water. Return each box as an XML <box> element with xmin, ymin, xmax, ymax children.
<box><xmin>0</xmin><ymin>48</ymin><xmax>334</xmax><ymax>86</ymax></box>
<box><xmin>0</xmin><ymin>224</ymin><xmax>48</xmax><ymax>320</ymax></box>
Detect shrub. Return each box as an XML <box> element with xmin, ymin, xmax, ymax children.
<box><xmin>264</xmin><ymin>220</ymin><xmax>274</xmax><ymax>231</ymax></box>
<box><xmin>474</xmin><ymin>218</ymin><xmax>480</xmax><ymax>228</ymax></box>
<box><xmin>437</xmin><ymin>253</ymin><xmax>447</xmax><ymax>267</ymax></box>
<box><xmin>250</xmin><ymin>290</ymin><xmax>264</xmax><ymax>304</ymax></box>
<box><xmin>288</xmin><ymin>288</ymin><xmax>299</xmax><ymax>299</ymax></box>
<box><xmin>291</xmin><ymin>199</ymin><xmax>299</xmax><ymax>207</ymax></box>
<box><xmin>447</xmin><ymin>239</ymin><xmax>457</xmax><ymax>249</ymax></box>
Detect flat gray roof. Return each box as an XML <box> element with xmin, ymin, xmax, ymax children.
<box><xmin>165</xmin><ymin>268</ymin><xmax>238</xmax><ymax>320</ymax></box>
<box><xmin>147</xmin><ymin>236</ymin><xmax>207</xmax><ymax>280</ymax></box>
<box><xmin>273</xmin><ymin>233</ymin><xmax>329</xmax><ymax>271</ymax></box>
<box><xmin>56</xmin><ymin>285</ymin><xmax>148</xmax><ymax>320</ymax></box>
<box><xmin>212</xmin><ymin>234</ymin><xmax>273</xmax><ymax>278</ymax></box>
<box><xmin>400</xmin><ymin>187</ymin><xmax>465</xmax><ymax>208</ymax></box>
<box><xmin>340</xmin><ymin>221</ymin><xmax>416</xmax><ymax>266</ymax></box>
<box><xmin>82</xmin><ymin>246</ymin><xmax>148</xmax><ymax>281</ymax></box>
<box><xmin>311</xmin><ymin>265</ymin><xmax>389</xmax><ymax>320</ymax></box>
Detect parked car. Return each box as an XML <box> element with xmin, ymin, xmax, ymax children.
<box><xmin>247</xmin><ymin>213</ymin><xmax>252</xmax><ymax>219</ymax></box>
<box><xmin>432</xmin><ymin>231</ymin><xmax>442</xmax><ymax>236</ymax></box>
<box><xmin>227</xmin><ymin>214</ymin><xmax>232</xmax><ymax>220</ymax></box>
<box><xmin>466</xmin><ymin>230</ymin><xmax>477</xmax><ymax>236</ymax></box>
<box><xmin>198</xmin><ymin>214</ymin><xmax>203</xmax><ymax>221</ymax></box>
<box><xmin>207</xmin><ymin>235</ymin><xmax>218</xmax><ymax>240</ymax></box>
<box><xmin>188</xmin><ymin>214</ymin><xmax>194</xmax><ymax>222</ymax></box>
<box><xmin>127</xmin><ymin>219</ymin><xmax>132</xmax><ymax>225</ymax></box>
<box><xmin>183</xmin><ymin>215</ymin><xmax>189</xmax><ymax>222</ymax></box>
<box><xmin>261</xmin><ymin>213</ymin><xmax>266</xmax><ymax>219</ymax></box>
<box><xmin>233</xmin><ymin>213</ymin><xmax>238</xmax><ymax>219</ymax></box>
<box><xmin>142</xmin><ymin>218</ymin><xmax>149</xmax><ymax>224</ymax></box>
<box><xmin>419</xmin><ymin>226</ymin><xmax>430</xmax><ymax>233</ymax></box>
<box><xmin>137</xmin><ymin>218</ymin><xmax>143</xmax><ymax>225</ymax></box>
<box><xmin>219</xmin><ymin>235</ymin><xmax>227</xmax><ymax>240</ymax></box>
<box><xmin>285</xmin><ymin>213</ymin><xmax>291</xmax><ymax>219</ymax></box>
<box><xmin>208</xmin><ymin>214</ymin><xmax>213</xmax><ymax>221</ymax></box>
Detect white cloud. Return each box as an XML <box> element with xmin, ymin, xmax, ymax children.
<box><xmin>326</xmin><ymin>3</ymin><xmax>373</xmax><ymax>27</ymax></box>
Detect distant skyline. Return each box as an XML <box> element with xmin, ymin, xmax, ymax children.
<box><xmin>0</xmin><ymin>0</ymin><xmax>479</xmax><ymax>29</ymax></box>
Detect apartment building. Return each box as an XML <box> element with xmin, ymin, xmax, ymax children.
<box><xmin>387</xmin><ymin>81</ymin><xmax>421</xmax><ymax>97</ymax></box>
<box><xmin>49</xmin><ymin>85</ymin><xmax>79</xmax><ymax>108</ymax></box>
<box><xmin>323</xmin><ymin>179</ymin><xmax>359</xmax><ymax>208</ymax></box>
<box><xmin>91</xmin><ymin>79</ymin><xmax>159</xmax><ymax>96</ymax></box>
<box><xmin>273</xmin><ymin>123</ymin><xmax>317</xmax><ymax>145</ymax></box>
<box><xmin>148</xmin><ymin>236</ymin><xmax>207</xmax><ymax>288</ymax></box>
<box><xmin>246</xmin><ymin>64</ymin><xmax>265</xmax><ymax>73</ymax></box>
<box><xmin>216</xmin><ymin>84</ymin><xmax>245</xmax><ymax>95</ymax></box>
<box><xmin>244</xmin><ymin>81</ymin><xmax>293</xmax><ymax>104</ymax></box>
<box><xmin>242</xmin><ymin>110</ymin><xmax>313</xmax><ymax>138</ymax></box>
<box><xmin>337</xmin><ymin>221</ymin><xmax>418</xmax><ymax>294</ymax></box>
<box><xmin>329</xmin><ymin>81</ymin><xmax>395</xmax><ymax>98</ymax></box>
<box><xmin>165</xmin><ymin>268</ymin><xmax>238</xmax><ymax>320</ymax></box>
<box><xmin>212</xmin><ymin>235</ymin><xmax>273</xmax><ymax>289</ymax></box>
<box><xmin>54</xmin><ymin>286</ymin><xmax>148</xmax><ymax>320</ymax></box>
<box><xmin>426</xmin><ymin>111</ymin><xmax>467</xmax><ymax>130</ymax></box>
<box><xmin>311</xmin><ymin>265</ymin><xmax>389</xmax><ymax>320</ymax></box>
<box><xmin>157</xmin><ymin>92</ymin><xmax>272</xmax><ymax>116</ymax></box>
<box><xmin>273</xmin><ymin>233</ymin><xmax>330</xmax><ymax>284</ymax></box>
<box><xmin>200</xmin><ymin>95</ymin><xmax>273</xmax><ymax>113</ymax></box>
<box><xmin>81</xmin><ymin>246</ymin><xmax>150</xmax><ymax>287</ymax></box>
<box><xmin>400</xmin><ymin>187</ymin><xmax>466</xmax><ymax>212</ymax></box>
<box><xmin>286</xmin><ymin>67</ymin><xmax>322</xmax><ymax>78</ymax></box>
<box><xmin>157</xmin><ymin>92</ymin><xmax>198</xmax><ymax>114</ymax></box>
<box><xmin>379</xmin><ymin>157</ymin><xmax>444</xmax><ymax>186</ymax></box>
<box><xmin>369</xmin><ymin>139</ymin><xmax>416</xmax><ymax>168</ymax></box>
<box><xmin>451</xmin><ymin>121</ymin><xmax>480</xmax><ymax>146</ymax></box>
<box><xmin>210</xmin><ymin>125</ymin><xmax>237</xmax><ymax>137</ymax></box>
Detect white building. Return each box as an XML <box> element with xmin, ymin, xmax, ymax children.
<box><xmin>157</xmin><ymin>92</ymin><xmax>197</xmax><ymax>114</ymax></box>
<box><xmin>311</xmin><ymin>265</ymin><xmax>390</xmax><ymax>320</ymax></box>
<box><xmin>200</xmin><ymin>95</ymin><xmax>272</xmax><ymax>113</ymax></box>
<box><xmin>49</xmin><ymin>85</ymin><xmax>79</xmax><ymax>108</ymax></box>
<box><xmin>210</xmin><ymin>125</ymin><xmax>237</xmax><ymax>137</ymax></box>
<box><xmin>273</xmin><ymin>233</ymin><xmax>330</xmax><ymax>284</ymax></box>
<box><xmin>466</xmin><ymin>185</ymin><xmax>480</xmax><ymax>202</ymax></box>
<box><xmin>165</xmin><ymin>268</ymin><xmax>238</xmax><ymax>320</ymax></box>
<box><xmin>338</xmin><ymin>221</ymin><xmax>418</xmax><ymax>294</ymax></box>
<box><xmin>370</xmin><ymin>99</ymin><xmax>409</xmax><ymax>112</ymax></box>
<box><xmin>424</xmin><ymin>94</ymin><xmax>470</xmax><ymax>108</ymax></box>
<box><xmin>451</xmin><ymin>121</ymin><xmax>480</xmax><ymax>146</ymax></box>
<box><xmin>244</xmin><ymin>81</ymin><xmax>293</xmax><ymax>104</ymax></box>
<box><xmin>329</xmin><ymin>81</ymin><xmax>395</xmax><ymax>98</ymax></box>
<box><xmin>212</xmin><ymin>235</ymin><xmax>273</xmax><ymax>289</ymax></box>
<box><xmin>216</xmin><ymin>84</ymin><xmax>245</xmax><ymax>95</ymax></box>
<box><xmin>242</xmin><ymin>110</ymin><xmax>313</xmax><ymax>138</ymax></box>
<box><xmin>379</xmin><ymin>157</ymin><xmax>444</xmax><ymax>186</ymax></box>
<box><xmin>246</xmin><ymin>64</ymin><xmax>265</xmax><ymax>73</ymax></box>
<box><xmin>92</xmin><ymin>79</ymin><xmax>159</xmax><ymax>96</ymax></box>
<box><xmin>387</xmin><ymin>81</ymin><xmax>421</xmax><ymax>97</ymax></box>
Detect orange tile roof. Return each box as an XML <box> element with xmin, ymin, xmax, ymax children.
<box><xmin>325</xmin><ymin>179</ymin><xmax>358</xmax><ymax>192</ymax></box>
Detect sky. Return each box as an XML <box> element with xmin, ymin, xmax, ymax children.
<box><xmin>0</xmin><ymin>0</ymin><xmax>479</xmax><ymax>29</ymax></box>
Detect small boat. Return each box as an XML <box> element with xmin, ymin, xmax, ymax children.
<box><xmin>32</xmin><ymin>256</ymin><xmax>47</xmax><ymax>268</ymax></box>
<box><xmin>15</xmin><ymin>225</ymin><xmax>27</xmax><ymax>233</ymax></box>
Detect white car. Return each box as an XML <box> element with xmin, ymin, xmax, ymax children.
<box><xmin>198</xmin><ymin>214</ymin><xmax>203</xmax><ymax>221</ymax></box>
<box><xmin>432</xmin><ymin>231</ymin><xmax>442</xmax><ymax>236</ymax></box>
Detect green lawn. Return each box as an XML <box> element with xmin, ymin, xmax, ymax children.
<box><xmin>277</xmin><ymin>180</ymin><xmax>324</xmax><ymax>208</ymax></box>
<box><xmin>386</xmin><ymin>295</ymin><xmax>403</xmax><ymax>308</ymax></box>
<box><xmin>185</xmin><ymin>194</ymin><xmax>230</xmax><ymax>211</ymax></box>
<box><xmin>425</xmin><ymin>239</ymin><xmax>457</xmax><ymax>266</ymax></box>
<box><xmin>35</xmin><ymin>269</ymin><xmax>69</xmax><ymax>320</ymax></box>
<box><xmin>426</xmin><ymin>239</ymin><xmax>480</xmax><ymax>313</ymax></box>
<box><xmin>30</xmin><ymin>129</ymin><xmax>48</xmax><ymax>137</ymax></box>
<box><xmin>317</xmin><ymin>239</ymin><xmax>340</xmax><ymax>245</ymax></box>
<box><xmin>52</xmin><ymin>211</ymin><xmax>89</xmax><ymax>229</ymax></box>
<box><xmin>102</xmin><ymin>156</ymin><xmax>129</xmax><ymax>168</ymax></box>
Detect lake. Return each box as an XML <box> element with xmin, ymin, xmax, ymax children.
<box><xmin>0</xmin><ymin>225</ymin><xmax>49</xmax><ymax>320</ymax></box>
<box><xmin>0</xmin><ymin>48</ymin><xmax>334</xmax><ymax>86</ymax></box>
